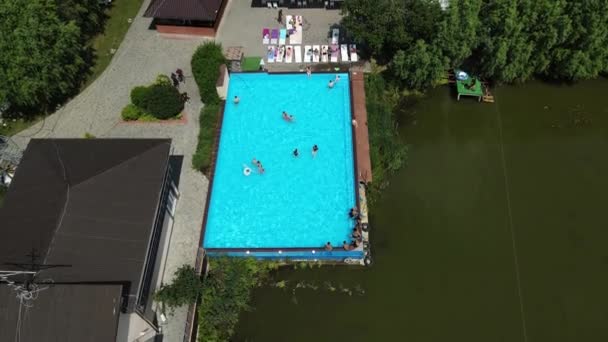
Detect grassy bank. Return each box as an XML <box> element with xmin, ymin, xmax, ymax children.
<box><xmin>83</xmin><ymin>0</ymin><xmax>144</xmax><ymax>89</ymax></box>
<box><xmin>364</xmin><ymin>73</ymin><xmax>410</xmax><ymax>203</ymax></box>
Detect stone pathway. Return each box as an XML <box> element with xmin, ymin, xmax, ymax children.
<box><xmin>12</xmin><ymin>1</ymin><xmax>210</xmax><ymax>341</ymax></box>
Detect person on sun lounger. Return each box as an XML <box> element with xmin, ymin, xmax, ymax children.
<box><xmin>282</xmin><ymin>111</ymin><xmax>294</xmax><ymax>122</ymax></box>
<box><xmin>313</xmin><ymin>47</ymin><xmax>319</xmax><ymax>56</ymax></box>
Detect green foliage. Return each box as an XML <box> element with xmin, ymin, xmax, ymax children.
<box><xmin>130</xmin><ymin>86</ymin><xmax>148</xmax><ymax>108</ymax></box>
<box><xmin>83</xmin><ymin>132</ymin><xmax>96</xmax><ymax>139</ymax></box>
<box><xmin>0</xmin><ymin>0</ymin><xmax>84</xmax><ymax>109</ymax></box>
<box><xmin>155</xmin><ymin>265</ymin><xmax>203</xmax><ymax>311</ymax></box>
<box><xmin>198</xmin><ymin>258</ymin><xmax>278</xmax><ymax>342</ymax></box>
<box><xmin>192</xmin><ymin>104</ymin><xmax>220</xmax><ymax>174</ymax></box>
<box><xmin>342</xmin><ymin>0</ymin><xmax>608</xmax><ymax>87</ymax></box>
<box><xmin>154</xmin><ymin>74</ymin><xmax>172</xmax><ymax>87</ymax></box>
<box><xmin>121</xmin><ymin>104</ymin><xmax>143</xmax><ymax>121</ymax></box>
<box><xmin>133</xmin><ymin>84</ymin><xmax>183</xmax><ymax>120</ymax></box>
<box><xmin>390</xmin><ymin>41</ymin><xmax>444</xmax><ymax>90</ymax></box>
<box><xmin>191</xmin><ymin>42</ymin><xmax>226</xmax><ymax>105</ymax></box>
<box><xmin>364</xmin><ymin>74</ymin><xmax>409</xmax><ymax>202</ymax></box>
<box><xmin>56</xmin><ymin>0</ymin><xmax>104</xmax><ymax>41</ymax></box>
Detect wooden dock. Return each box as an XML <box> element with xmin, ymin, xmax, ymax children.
<box><xmin>350</xmin><ymin>70</ymin><xmax>372</xmax><ymax>183</ymax></box>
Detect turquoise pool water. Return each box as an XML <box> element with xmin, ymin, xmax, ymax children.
<box><xmin>203</xmin><ymin>73</ymin><xmax>356</xmax><ymax>249</ymax></box>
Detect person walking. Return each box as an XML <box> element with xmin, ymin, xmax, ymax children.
<box><xmin>171</xmin><ymin>73</ymin><xmax>179</xmax><ymax>87</ymax></box>
<box><xmin>278</xmin><ymin>9</ymin><xmax>283</xmax><ymax>24</ymax></box>
<box><xmin>176</xmin><ymin>68</ymin><xmax>185</xmax><ymax>83</ymax></box>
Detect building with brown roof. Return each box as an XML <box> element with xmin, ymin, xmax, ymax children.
<box><xmin>144</xmin><ymin>0</ymin><xmax>227</xmax><ymax>36</ymax></box>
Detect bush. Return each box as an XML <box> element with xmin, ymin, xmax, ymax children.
<box><xmin>191</xmin><ymin>42</ymin><xmax>226</xmax><ymax>105</ymax></box>
<box><xmin>130</xmin><ymin>86</ymin><xmax>148</xmax><ymax>108</ymax></box>
<box><xmin>364</xmin><ymin>73</ymin><xmax>409</xmax><ymax>203</ymax></box>
<box><xmin>154</xmin><ymin>265</ymin><xmax>202</xmax><ymax>312</ymax></box>
<box><xmin>121</xmin><ymin>104</ymin><xmax>143</xmax><ymax>121</ymax></box>
<box><xmin>154</xmin><ymin>74</ymin><xmax>172</xmax><ymax>87</ymax></box>
<box><xmin>192</xmin><ymin>104</ymin><xmax>220</xmax><ymax>174</ymax></box>
<box><xmin>136</xmin><ymin>84</ymin><xmax>183</xmax><ymax>120</ymax></box>
<box><xmin>198</xmin><ymin>258</ymin><xmax>278</xmax><ymax>341</ymax></box>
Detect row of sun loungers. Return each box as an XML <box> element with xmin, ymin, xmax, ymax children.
<box><xmin>266</xmin><ymin>44</ymin><xmax>358</xmax><ymax>63</ymax></box>
<box><xmin>263</xmin><ymin>15</ymin><xmax>303</xmax><ymax>46</ymax></box>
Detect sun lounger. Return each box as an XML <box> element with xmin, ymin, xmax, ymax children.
<box><xmin>331</xmin><ymin>28</ymin><xmax>339</xmax><ymax>45</ymax></box>
<box><xmin>279</xmin><ymin>29</ymin><xmax>287</xmax><ymax>45</ymax></box>
<box><xmin>330</xmin><ymin>44</ymin><xmax>339</xmax><ymax>63</ymax></box>
<box><xmin>270</xmin><ymin>29</ymin><xmax>279</xmax><ymax>45</ymax></box>
<box><xmin>277</xmin><ymin>45</ymin><xmax>285</xmax><ymax>63</ymax></box>
<box><xmin>294</xmin><ymin>45</ymin><xmax>302</xmax><ymax>63</ymax></box>
<box><xmin>304</xmin><ymin>45</ymin><xmax>312</xmax><ymax>63</ymax></box>
<box><xmin>286</xmin><ymin>15</ymin><xmax>294</xmax><ymax>30</ymax></box>
<box><xmin>340</xmin><ymin>44</ymin><xmax>349</xmax><ymax>62</ymax></box>
<box><xmin>285</xmin><ymin>45</ymin><xmax>293</xmax><ymax>63</ymax></box>
<box><xmin>321</xmin><ymin>45</ymin><xmax>329</xmax><ymax>62</ymax></box>
<box><xmin>312</xmin><ymin>45</ymin><xmax>320</xmax><ymax>63</ymax></box>
<box><xmin>262</xmin><ymin>28</ymin><xmax>270</xmax><ymax>44</ymax></box>
<box><xmin>349</xmin><ymin>44</ymin><xmax>358</xmax><ymax>62</ymax></box>
<box><xmin>267</xmin><ymin>46</ymin><xmax>276</xmax><ymax>63</ymax></box>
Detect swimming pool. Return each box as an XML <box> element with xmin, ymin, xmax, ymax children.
<box><xmin>203</xmin><ymin>73</ymin><xmax>356</xmax><ymax>250</ymax></box>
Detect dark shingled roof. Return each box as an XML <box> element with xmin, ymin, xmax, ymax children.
<box><xmin>0</xmin><ymin>139</ymin><xmax>171</xmax><ymax>298</ymax></box>
<box><xmin>0</xmin><ymin>285</ymin><xmax>122</xmax><ymax>342</ymax></box>
<box><xmin>144</xmin><ymin>0</ymin><xmax>223</xmax><ymax>21</ymax></box>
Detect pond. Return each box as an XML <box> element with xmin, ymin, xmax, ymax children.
<box><xmin>234</xmin><ymin>79</ymin><xmax>608</xmax><ymax>342</ymax></box>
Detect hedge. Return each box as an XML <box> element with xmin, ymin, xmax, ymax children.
<box><xmin>192</xmin><ymin>103</ymin><xmax>220</xmax><ymax>174</ymax></box>
<box><xmin>121</xmin><ymin>103</ymin><xmax>143</xmax><ymax>121</ymax></box>
<box><xmin>191</xmin><ymin>42</ymin><xmax>226</xmax><ymax>105</ymax></box>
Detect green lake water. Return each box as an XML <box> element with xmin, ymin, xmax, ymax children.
<box><xmin>234</xmin><ymin>80</ymin><xmax>608</xmax><ymax>342</ymax></box>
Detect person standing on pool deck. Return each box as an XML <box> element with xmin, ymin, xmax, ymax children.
<box><xmin>312</xmin><ymin>144</ymin><xmax>319</xmax><ymax>157</ymax></box>
<box><xmin>234</xmin><ymin>96</ymin><xmax>240</xmax><ymax>104</ymax></box>
<box><xmin>293</xmin><ymin>148</ymin><xmax>299</xmax><ymax>157</ymax></box>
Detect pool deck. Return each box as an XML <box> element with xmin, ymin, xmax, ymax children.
<box><xmin>350</xmin><ymin>70</ymin><xmax>373</xmax><ymax>183</ymax></box>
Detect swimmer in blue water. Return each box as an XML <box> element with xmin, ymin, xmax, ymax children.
<box><xmin>293</xmin><ymin>148</ymin><xmax>299</xmax><ymax>157</ymax></box>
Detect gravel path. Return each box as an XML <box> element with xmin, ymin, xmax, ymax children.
<box><xmin>12</xmin><ymin>1</ymin><xmax>210</xmax><ymax>341</ymax></box>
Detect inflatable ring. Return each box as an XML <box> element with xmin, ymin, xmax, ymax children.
<box><xmin>243</xmin><ymin>167</ymin><xmax>252</xmax><ymax>176</ymax></box>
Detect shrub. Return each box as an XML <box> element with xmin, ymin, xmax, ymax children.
<box><xmin>121</xmin><ymin>103</ymin><xmax>143</xmax><ymax>121</ymax></box>
<box><xmin>136</xmin><ymin>84</ymin><xmax>183</xmax><ymax>120</ymax></box>
<box><xmin>130</xmin><ymin>86</ymin><xmax>148</xmax><ymax>108</ymax></box>
<box><xmin>192</xmin><ymin>104</ymin><xmax>220</xmax><ymax>174</ymax></box>
<box><xmin>191</xmin><ymin>42</ymin><xmax>226</xmax><ymax>105</ymax></box>
<box><xmin>154</xmin><ymin>74</ymin><xmax>172</xmax><ymax>87</ymax></box>
<box><xmin>198</xmin><ymin>258</ymin><xmax>278</xmax><ymax>341</ymax></box>
<box><xmin>154</xmin><ymin>265</ymin><xmax>202</xmax><ymax>312</ymax></box>
<box><xmin>364</xmin><ymin>74</ymin><xmax>409</xmax><ymax>203</ymax></box>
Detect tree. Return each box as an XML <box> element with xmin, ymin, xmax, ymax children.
<box><xmin>0</xmin><ymin>0</ymin><xmax>83</xmax><ymax>109</ymax></box>
<box><xmin>55</xmin><ymin>0</ymin><xmax>104</xmax><ymax>41</ymax></box>
<box><xmin>437</xmin><ymin>0</ymin><xmax>482</xmax><ymax>68</ymax></box>
<box><xmin>390</xmin><ymin>40</ymin><xmax>445</xmax><ymax>89</ymax></box>
<box><xmin>154</xmin><ymin>265</ymin><xmax>202</xmax><ymax>311</ymax></box>
<box><xmin>341</xmin><ymin>0</ymin><xmax>409</xmax><ymax>59</ymax></box>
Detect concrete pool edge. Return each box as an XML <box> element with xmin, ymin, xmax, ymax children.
<box><xmin>200</xmin><ymin>71</ymin><xmax>372</xmax><ymax>265</ymax></box>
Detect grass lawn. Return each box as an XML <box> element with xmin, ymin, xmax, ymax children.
<box><xmin>82</xmin><ymin>0</ymin><xmax>144</xmax><ymax>90</ymax></box>
<box><xmin>242</xmin><ymin>57</ymin><xmax>262</xmax><ymax>71</ymax></box>
<box><xmin>0</xmin><ymin>117</ymin><xmax>43</xmax><ymax>136</ymax></box>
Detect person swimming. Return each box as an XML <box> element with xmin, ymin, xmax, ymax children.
<box><xmin>312</xmin><ymin>144</ymin><xmax>318</xmax><ymax>157</ymax></box>
<box><xmin>343</xmin><ymin>241</ymin><xmax>354</xmax><ymax>251</ymax></box>
<box><xmin>293</xmin><ymin>148</ymin><xmax>299</xmax><ymax>157</ymax></box>
<box><xmin>234</xmin><ymin>96</ymin><xmax>240</xmax><ymax>104</ymax></box>
<box><xmin>306</xmin><ymin>66</ymin><xmax>312</xmax><ymax>77</ymax></box>
<box><xmin>325</xmin><ymin>242</ymin><xmax>332</xmax><ymax>251</ymax></box>
<box><xmin>335</xmin><ymin>75</ymin><xmax>340</xmax><ymax>82</ymax></box>
<box><xmin>328</xmin><ymin>80</ymin><xmax>335</xmax><ymax>88</ymax></box>
<box><xmin>282</xmin><ymin>111</ymin><xmax>294</xmax><ymax>122</ymax></box>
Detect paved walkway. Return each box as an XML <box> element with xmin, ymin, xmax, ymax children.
<box><xmin>12</xmin><ymin>1</ymin><xmax>209</xmax><ymax>341</ymax></box>
<box><xmin>217</xmin><ymin>0</ymin><xmax>343</xmax><ymax>69</ymax></box>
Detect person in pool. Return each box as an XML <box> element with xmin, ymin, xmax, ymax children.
<box><xmin>293</xmin><ymin>148</ymin><xmax>299</xmax><ymax>157</ymax></box>
<box><xmin>233</xmin><ymin>96</ymin><xmax>240</xmax><ymax>104</ymax></box>
<box><xmin>352</xmin><ymin>227</ymin><xmax>361</xmax><ymax>239</ymax></box>
<box><xmin>312</xmin><ymin>144</ymin><xmax>319</xmax><ymax>157</ymax></box>
<box><xmin>325</xmin><ymin>242</ymin><xmax>332</xmax><ymax>251</ymax></box>
<box><xmin>349</xmin><ymin>206</ymin><xmax>359</xmax><ymax>218</ymax></box>
<box><xmin>306</xmin><ymin>66</ymin><xmax>312</xmax><ymax>77</ymax></box>
<box><xmin>328</xmin><ymin>80</ymin><xmax>335</xmax><ymax>88</ymax></box>
<box><xmin>282</xmin><ymin>111</ymin><xmax>294</xmax><ymax>122</ymax></box>
<box><xmin>335</xmin><ymin>75</ymin><xmax>340</xmax><ymax>82</ymax></box>
<box><xmin>343</xmin><ymin>241</ymin><xmax>354</xmax><ymax>251</ymax></box>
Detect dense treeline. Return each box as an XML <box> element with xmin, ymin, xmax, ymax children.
<box><xmin>342</xmin><ymin>0</ymin><xmax>608</xmax><ymax>88</ymax></box>
<box><xmin>0</xmin><ymin>0</ymin><xmax>104</xmax><ymax>112</ymax></box>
